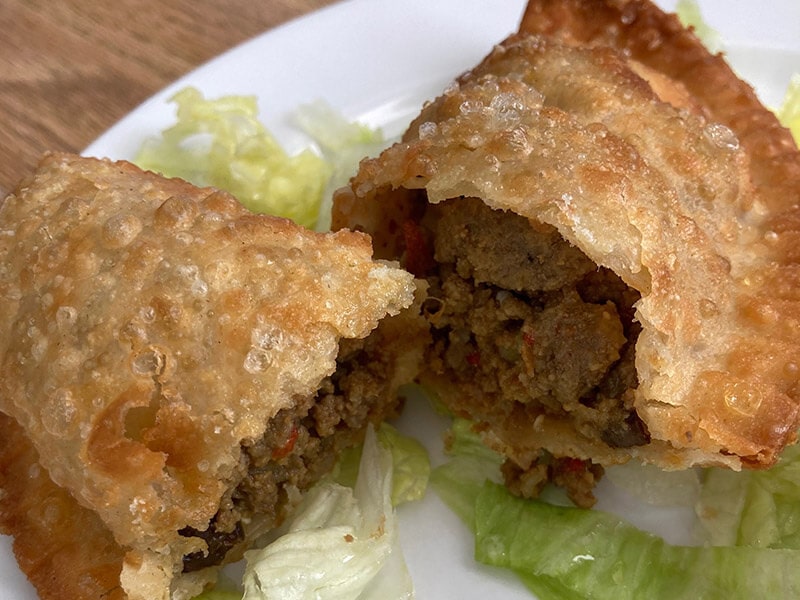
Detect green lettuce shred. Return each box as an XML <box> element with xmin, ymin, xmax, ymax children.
<box><xmin>675</xmin><ymin>0</ymin><xmax>723</xmax><ymax>53</ymax></box>
<box><xmin>432</xmin><ymin>416</ymin><xmax>800</xmax><ymax>599</ymax></box>
<box><xmin>292</xmin><ymin>100</ymin><xmax>387</xmax><ymax>231</ymax></box>
<box><xmin>190</xmin><ymin>588</ymin><xmax>241</xmax><ymax>600</ymax></box>
<box><xmin>429</xmin><ymin>418</ymin><xmax>504</xmax><ymax>526</ymax></box>
<box><xmin>697</xmin><ymin>442</ymin><xmax>800</xmax><ymax>549</ymax></box>
<box><xmin>190</xmin><ymin>574</ymin><xmax>243</xmax><ymax>600</ymax></box>
<box><xmin>190</xmin><ymin>424</ymin><xmax>427</xmax><ymax>600</ymax></box>
<box><xmin>241</xmin><ymin>426</ymin><xmax>414</xmax><ymax>600</ymax></box>
<box><xmin>135</xmin><ymin>87</ymin><xmax>331</xmax><ymax>228</ymax></box>
<box><xmin>333</xmin><ymin>422</ymin><xmax>431</xmax><ymax>506</ymax></box>
<box><xmin>778</xmin><ymin>74</ymin><xmax>800</xmax><ymax>145</ymax></box>
<box><xmin>474</xmin><ymin>482</ymin><xmax>800</xmax><ymax>600</ymax></box>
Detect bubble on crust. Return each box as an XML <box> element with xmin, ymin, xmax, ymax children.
<box><xmin>154</xmin><ymin>195</ymin><xmax>199</xmax><ymax>231</ymax></box>
<box><xmin>175</xmin><ymin>231</ymin><xmax>194</xmax><ymax>245</ymax></box>
<box><xmin>723</xmin><ymin>382</ymin><xmax>763</xmax><ymax>417</ymax></box>
<box><xmin>703</xmin><ymin>123</ymin><xmax>739</xmax><ymax>151</ymax></box>
<box><xmin>205</xmin><ymin>260</ymin><xmax>234</xmax><ymax>287</ymax></box>
<box><xmin>72</xmin><ymin>250</ymin><xmax>100</xmax><ymax>278</ymax></box>
<box><xmin>27</xmin><ymin>326</ymin><xmax>48</xmax><ymax>362</ymax></box>
<box><xmin>244</xmin><ymin>321</ymin><xmax>287</xmax><ymax>374</ymax></box>
<box><xmin>191</xmin><ymin>279</ymin><xmax>208</xmax><ymax>297</ymax></box>
<box><xmin>177</xmin><ymin>264</ymin><xmax>200</xmax><ymax>280</ymax></box>
<box><xmin>131</xmin><ymin>347</ymin><xmax>167</xmax><ymax>378</ymax></box>
<box><xmin>460</xmin><ymin>99</ymin><xmax>485</xmax><ymax>115</ymax></box>
<box><xmin>698</xmin><ymin>298</ymin><xmax>719</xmax><ymax>318</ymax></box>
<box><xmin>784</xmin><ymin>362</ymin><xmax>800</xmax><ymax>382</ymax></box>
<box><xmin>504</xmin><ymin>126</ymin><xmax>533</xmax><ymax>155</ymax></box>
<box><xmin>251</xmin><ymin>322</ymin><xmax>286</xmax><ymax>351</ymax></box>
<box><xmin>490</xmin><ymin>92</ymin><xmax>525</xmax><ymax>127</ymax></box>
<box><xmin>39</xmin><ymin>496</ymin><xmax>65</xmax><ymax>527</ymax></box>
<box><xmin>102</xmin><ymin>213</ymin><xmax>143</xmax><ymax>248</ymax></box>
<box><xmin>41</xmin><ymin>388</ymin><xmax>78</xmax><ymax>437</ymax></box>
<box><xmin>199</xmin><ymin>211</ymin><xmax>224</xmax><ymax>227</ymax></box>
<box><xmin>55</xmin><ymin>305</ymin><xmax>78</xmax><ymax>330</ymax></box>
<box><xmin>484</xmin><ymin>153</ymin><xmax>501</xmax><ymax>173</ymax></box>
<box><xmin>139</xmin><ymin>305</ymin><xmax>156</xmax><ymax>323</ymax></box>
<box><xmin>244</xmin><ymin>347</ymin><xmax>272</xmax><ymax>374</ymax></box>
<box><xmin>418</xmin><ymin>121</ymin><xmax>438</xmax><ymax>140</ymax></box>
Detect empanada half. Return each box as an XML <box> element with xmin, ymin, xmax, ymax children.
<box><xmin>333</xmin><ymin>13</ymin><xmax>800</xmax><ymax>505</ymax></box>
<box><xmin>0</xmin><ymin>153</ymin><xmax>425</xmax><ymax>599</ymax></box>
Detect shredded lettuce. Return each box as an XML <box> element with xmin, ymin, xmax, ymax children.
<box><xmin>429</xmin><ymin>418</ymin><xmax>504</xmax><ymax>526</ymax></box>
<box><xmin>432</xmin><ymin>416</ymin><xmax>800</xmax><ymax>599</ymax></box>
<box><xmin>697</xmin><ymin>442</ymin><xmax>800</xmax><ymax>549</ymax></box>
<box><xmin>333</xmin><ymin>423</ymin><xmax>431</xmax><ymax>506</ymax></box>
<box><xmin>474</xmin><ymin>482</ymin><xmax>800</xmax><ymax>599</ymax></box>
<box><xmin>192</xmin><ymin>592</ymin><xmax>241</xmax><ymax>600</ymax></box>
<box><xmin>135</xmin><ymin>87</ymin><xmax>331</xmax><ymax>228</ymax></box>
<box><xmin>778</xmin><ymin>74</ymin><xmax>800</xmax><ymax>145</ymax></box>
<box><xmin>675</xmin><ymin>0</ymin><xmax>723</xmax><ymax>53</ymax></box>
<box><xmin>241</xmin><ymin>426</ymin><xmax>414</xmax><ymax>600</ymax></box>
<box><xmin>190</xmin><ymin>573</ymin><xmax>244</xmax><ymax>600</ymax></box>
<box><xmin>292</xmin><ymin>100</ymin><xmax>387</xmax><ymax>231</ymax></box>
<box><xmin>378</xmin><ymin>423</ymin><xmax>431</xmax><ymax>505</ymax></box>
<box><xmin>134</xmin><ymin>89</ymin><xmax>387</xmax><ymax>231</ymax></box>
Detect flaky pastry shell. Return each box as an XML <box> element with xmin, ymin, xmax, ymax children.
<box><xmin>0</xmin><ymin>153</ymin><xmax>417</xmax><ymax>599</ymax></box>
<box><xmin>333</xmin><ymin>11</ymin><xmax>800</xmax><ymax>474</ymax></box>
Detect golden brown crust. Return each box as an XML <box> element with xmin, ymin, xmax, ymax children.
<box><xmin>0</xmin><ymin>412</ymin><xmax>126</xmax><ymax>600</ymax></box>
<box><xmin>518</xmin><ymin>0</ymin><xmax>800</xmax><ymax>466</ymax></box>
<box><xmin>518</xmin><ymin>0</ymin><xmax>800</xmax><ymax>188</ymax></box>
<box><xmin>333</xmin><ymin>23</ymin><xmax>800</xmax><ymax>472</ymax></box>
<box><xmin>0</xmin><ymin>153</ymin><xmax>416</xmax><ymax>599</ymax></box>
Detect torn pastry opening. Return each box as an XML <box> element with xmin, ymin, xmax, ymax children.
<box><xmin>174</xmin><ymin>325</ymin><xmax>410</xmax><ymax>573</ymax></box>
<box><xmin>355</xmin><ymin>189</ymin><xmax>646</xmax><ymax>507</ymax></box>
<box><xmin>0</xmin><ymin>152</ymin><xmax>426</xmax><ymax>600</ymax></box>
<box><xmin>332</xmin><ymin>28</ymin><xmax>800</xmax><ymax>508</ymax></box>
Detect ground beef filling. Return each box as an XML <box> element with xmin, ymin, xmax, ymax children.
<box><xmin>409</xmin><ymin>196</ymin><xmax>647</xmax><ymax>507</ymax></box>
<box><xmin>180</xmin><ymin>335</ymin><xmax>399</xmax><ymax>572</ymax></box>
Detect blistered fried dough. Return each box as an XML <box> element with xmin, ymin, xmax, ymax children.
<box><xmin>0</xmin><ymin>412</ymin><xmax>126</xmax><ymax>599</ymax></box>
<box><xmin>519</xmin><ymin>0</ymin><xmax>800</xmax><ymax>189</ymax></box>
<box><xmin>332</xmin><ymin>31</ymin><xmax>800</xmax><ymax>496</ymax></box>
<box><xmin>519</xmin><ymin>2</ymin><xmax>800</xmax><ymax>455</ymax></box>
<box><xmin>0</xmin><ymin>153</ymin><xmax>419</xmax><ymax>600</ymax></box>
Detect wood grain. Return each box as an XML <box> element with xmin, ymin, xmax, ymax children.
<box><xmin>0</xmin><ymin>0</ymin><xmax>337</xmax><ymax>195</ymax></box>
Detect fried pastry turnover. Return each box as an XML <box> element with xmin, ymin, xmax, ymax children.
<box><xmin>332</xmin><ymin>1</ymin><xmax>800</xmax><ymax>506</ymax></box>
<box><xmin>0</xmin><ymin>153</ymin><xmax>424</xmax><ymax>599</ymax></box>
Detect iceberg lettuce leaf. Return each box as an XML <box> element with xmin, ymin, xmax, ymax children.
<box><xmin>475</xmin><ymin>482</ymin><xmax>800</xmax><ymax>599</ymax></box>
<box><xmin>778</xmin><ymin>74</ymin><xmax>800</xmax><ymax>145</ymax></box>
<box><xmin>675</xmin><ymin>0</ymin><xmax>723</xmax><ymax>53</ymax></box>
<box><xmin>135</xmin><ymin>87</ymin><xmax>330</xmax><ymax>228</ymax></box>
<box><xmin>241</xmin><ymin>426</ymin><xmax>413</xmax><ymax>600</ymax></box>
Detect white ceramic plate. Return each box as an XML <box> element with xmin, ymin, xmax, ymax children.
<box><xmin>3</xmin><ymin>0</ymin><xmax>799</xmax><ymax>598</ymax></box>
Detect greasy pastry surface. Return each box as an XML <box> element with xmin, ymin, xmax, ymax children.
<box><xmin>518</xmin><ymin>0</ymin><xmax>800</xmax><ymax>460</ymax></box>
<box><xmin>0</xmin><ymin>412</ymin><xmax>126</xmax><ymax>600</ymax></box>
<box><xmin>333</xmin><ymin>28</ymin><xmax>800</xmax><ymax>475</ymax></box>
<box><xmin>518</xmin><ymin>0</ymin><xmax>800</xmax><ymax>192</ymax></box>
<box><xmin>0</xmin><ymin>153</ymin><xmax>416</xmax><ymax>599</ymax></box>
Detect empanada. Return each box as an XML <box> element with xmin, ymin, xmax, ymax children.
<box><xmin>332</xmin><ymin>2</ymin><xmax>800</xmax><ymax>506</ymax></box>
<box><xmin>0</xmin><ymin>153</ymin><xmax>425</xmax><ymax>599</ymax></box>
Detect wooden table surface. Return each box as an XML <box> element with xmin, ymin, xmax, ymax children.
<box><xmin>0</xmin><ymin>0</ymin><xmax>338</xmax><ymax>196</ymax></box>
